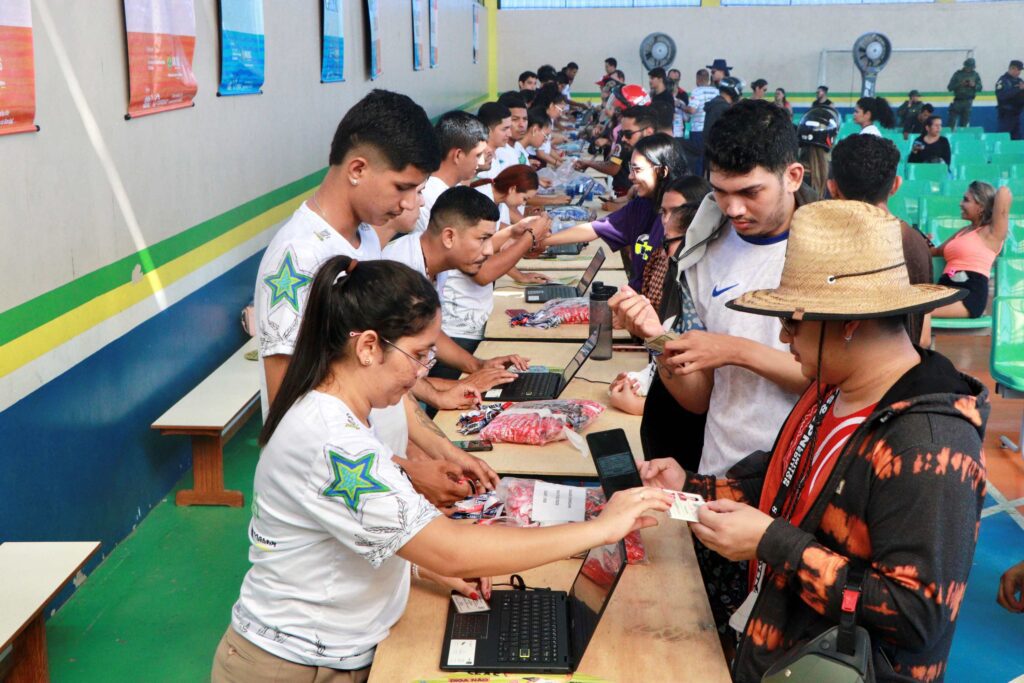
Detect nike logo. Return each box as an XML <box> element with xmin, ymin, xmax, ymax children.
<box><xmin>712</xmin><ymin>284</ymin><xmax>739</xmax><ymax>297</ymax></box>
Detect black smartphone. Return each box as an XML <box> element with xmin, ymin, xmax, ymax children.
<box><xmin>452</xmin><ymin>439</ymin><xmax>493</xmax><ymax>452</ymax></box>
<box><xmin>586</xmin><ymin>428</ymin><xmax>643</xmax><ymax>496</ymax></box>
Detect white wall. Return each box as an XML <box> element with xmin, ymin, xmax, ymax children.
<box><xmin>1</xmin><ymin>0</ymin><xmax>486</xmax><ymax>312</ymax></box>
<box><xmin>497</xmin><ymin>3</ymin><xmax>1022</xmax><ymax>100</ymax></box>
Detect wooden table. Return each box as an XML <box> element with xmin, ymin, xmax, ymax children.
<box><xmin>0</xmin><ymin>542</ymin><xmax>100</xmax><ymax>682</ymax></box>
<box><xmin>151</xmin><ymin>338</ymin><xmax>258</xmax><ymax>507</ymax></box>
<box><xmin>494</xmin><ymin>269</ymin><xmax>627</xmax><ymax>291</ymax></box>
<box><xmin>368</xmin><ymin>520</ymin><xmax>730</xmax><ymax>682</ymax></box>
<box><xmin>434</xmin><ymin>342</ymin><xmax>649</xmax><ymax>478</ymax></box>
<box><xmin>486</xmin><ymin>295</ymin><xmax>635</xmax><ymax>344</ymax></box>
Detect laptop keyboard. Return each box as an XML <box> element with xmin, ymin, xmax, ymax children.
<box><xmin>496</xmin><ymin>591</ymin><xmax>559</xmax><ymax>664</ymax></box>
<box><xmin>507</xmin><ymin>372</ymin><xmax>558</xmax><ymax>399</ymax></box>
<box><xmin>544</xmin><ymin>285</ymin><xmax>577</xmax><ymax>299</ymax></box>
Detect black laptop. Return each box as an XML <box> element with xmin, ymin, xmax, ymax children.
<box><xmin>440</xmin><ymin>540</ymin><xmax>627</xmax><ymax>674</ymax></box>
<box><xmin>543</xmin><ymin>242</ymin><xmax>585</xmax><ymax>257</ymax></box>
<box><xmin>525</xmin><ymin>248</ymin><xmax>606</xmax><ymax>304</ymax></box>
<box><xmin>482</xmin><ymin>331</ymin><xmax>597</xmax><ymax>402</ymax></box>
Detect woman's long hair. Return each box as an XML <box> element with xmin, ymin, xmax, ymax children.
<box><xmin>967</xmin><ymin>180</ymin><xmax>997</xmax><ymax>225</ymax></box>
<box><xmin>259</xmin><ymin>255</ymin><xmax>440</xmax><ymax>446</ymax></box>
<box><xmin>470</xmin><ymin>164</ymin><xmax>540</xmax><ymax>200</ymax></box>
<box><xmin>800</xmin><ymin>145</ymin><xmax>831</xmax><ymax>199</ymax></box>
<box><xmin>632</xmin><ymin>133</ymin><xmax>690</xmax><ymax>209</ymax></box>
<box><xmin>857</xmin><ymin>96</ymin><xmax>895</xmax><ymax>129</ymax></box>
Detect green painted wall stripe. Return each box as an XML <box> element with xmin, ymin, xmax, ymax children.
<box><xmin>0</xmin><ymin>93</ymin><xmax>491</xmax><ymax>349</ymax></box>
<box><xmin>0</xmin><ymin>169</ymin><xmax>325</xmax><ymax>347</ymax></box>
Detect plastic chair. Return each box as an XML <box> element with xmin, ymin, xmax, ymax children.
<box><xmin>942</xmin><ymin>178</ymin><xmax>971</xmax><ymax>198</ymax></box>
<box><xmin>997</xmin><ymin>259</ymin><xmax>1024</xmax><ymax>298</ymax></box>
<box><xmin>927</xmin><ymin>217</ymin><xmax>969</xmax><ymax>245</ymax></box>
<box><xmin>952</xmin><ymin>150</ymin><xmax>989</xmax><ymax>168</ymax></box>
<box><xmin>919</xmin><ymin>195</ymin><xmax>964</xmax><ymax>229</ymax></box>
<box><xmin>1005</xmin><ymin>178</ymin><xmax>1024</xmax><ymax>195</ymax></box>
<box><xmin>990</xmin><ymin>297</ymin><xmax>1024</xmax><ymax>449</ymax></box>
<box><xmin>991</xmin><ymin>153</ymin><xmax>1024</xmax><ymax>168</ymax></box>
<box><xmin>994</xmin><ymin>140</ymin><xmax>1024</xmax><ymax>156</ymax></box>
<box><xmin>953</xmin><ymin>138</ymin><xmax>988</xmax><ymax>158</ymax></box>
<box><xmin>984</xmin><ymin>132</ymin><xmax>1012</xmax><ymax>151</ymax></box>
<box><xmin>957</xmin><ymin>162</ymin><xmax>1004</xmax><ymax>185</ymax></box>
<box><xmin>953</xmin><ymin>126</ymin><xmax>985</xmax><ymax>139</ymax></box>
<box><xmin>1012</xmin><ymin>165</ymin><xmax>1024</xmax><ymax>180</ymax></box>
<box><xmin>904</xmin><ymin>163</ymin><xmax>949</xmax><ymax>183</ymax></box>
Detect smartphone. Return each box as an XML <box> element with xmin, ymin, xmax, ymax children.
<box><xmin>586</xmin><ymin>428</ymin><xmax>643</xmax><ymax>496</ymax></box>
<box><xmin>452</xmin><ymin>439</ymin><xmax>493</xmax><ymax>452</ymax></box>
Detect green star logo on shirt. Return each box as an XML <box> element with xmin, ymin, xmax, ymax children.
<box><xmin>263</xmin><ymin>251</ymin><xmax>311</xmax><ymax>312</ymax></box>
<box><xmin>322</xmin><ymin>450</ymin><xmax>390</xmax><ymax>510</ymax></box>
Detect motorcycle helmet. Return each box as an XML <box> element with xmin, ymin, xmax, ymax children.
<box><xmin>611</xmin><ymin>83</ymin><xmax>651</xmax><ymax>110</ymax></box>
<box><xmin>797</xmin><ymin>105</ymin><xmax>841</xmax><ymax>151</ymax></box>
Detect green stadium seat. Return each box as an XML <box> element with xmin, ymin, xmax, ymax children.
<box><xmin>930</xmin><ymin>254</ymin><xmax>992</xmax><ymax>335</ymax></box>
<box><xmin>839</xmin><ymin>122</ymin><xmax>860</xmax><ymax>139</ymax></box>
<box><xmin>919</xmin><ymin>195</ymin><xmax>964</xmax><ymax>229</ymax></box>
<box><xmin>953</xmin><ymin>138</ymin><xmax>988</xmax><ymax>158</ymax></box>
<box><xmin>991</xmin><ymin>297</ymin><xmax>1024</xmax><ymax>393</ymax></box>
<box><xmin>927</xmin><ymin>217</ymin><xmax>969</xmax><ymax>244</ymax></box>
<box><xmin>957</xmin><ymin>162</ymin><xmax>1003</xmax><ymax>185</ymax></box>
<box><xmin>952</xmin><ymin>126</ymin><xmax>985</xmax><ymax>139</ymax></box>
<box><xmin>942</xmin><ymin>178</ymin><xmax>971</xmax><ymax>198</ymax></box>
<box><xmin>991</xmin><ymin>153</ymin><xmax>1024</xmax><ymax>168</ymax></box>
<box><xmin>997</xmin><ymin>259</ymin><xmax>1024</xmax><ymax>298</ymax></box>
<box><xmin>1006</xmin><ymin>178</ymin><xmax>1024</xmax><ymax>195</ymax></box>
<box><xmin>905</xmin><ymin>163</ymin><xmax>949</xmax><ymax>183</ymax></box>
<box><xmin>1012</xmin><ymin>165</ymin><xmax>1024</xmax><ymax>180</ymax></box>
<box><xmin>994</xmin><ymin>140</ymin><xmax>1024</xmax><ymax>156</ymax></box>
<box><xmin>984</xmin><ymin>132</ymin><xmax>1012</xmax><ymax>151</ymax></box>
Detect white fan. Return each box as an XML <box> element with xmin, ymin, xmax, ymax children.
<box><xmin>639</xmin><ymin>33</ymin><xmax>677</xmax><ymax>71</ymax></box>
<box><xmin>852</xmin><ymin>32</ymin><xmax>892</xmax><ymax>97</ymax></box>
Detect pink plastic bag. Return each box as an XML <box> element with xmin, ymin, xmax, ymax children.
<box><xmin>508</xmin><ymin>297</ymin><xmax>590</xmax><ymax>328</ymax></box>
<box><xmin>480</xmin><ymin>399</ymin><xmax>604</xmax><ymax>445</ymax></box>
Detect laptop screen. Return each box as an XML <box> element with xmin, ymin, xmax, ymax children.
<box><xmin>559</xmin><ymin>330</ymin><xmax>598</xmax><ymax>390</ymax></box>
<box><xmin>574</xmin><ymin>248</ymin><xmax>606</xmax><ymax>296</ymax></box>
<box><xmin>567</xmin><ymin>540</ymin><xmax>627</xmax><ymax>667</ymax></box>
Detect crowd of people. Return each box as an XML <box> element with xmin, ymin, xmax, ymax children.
<box><xmin>209</xmin><ymin>55</ymin><xmax>1023</xmax><ymax>682</ymax></box>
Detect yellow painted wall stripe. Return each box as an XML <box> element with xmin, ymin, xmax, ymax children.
<box><xmin>487</xmin><ymin>0</ymin><xmax>499</xmax><ymax>99</ymax></box>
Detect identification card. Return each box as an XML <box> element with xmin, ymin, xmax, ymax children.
<box><xmin>447</xmin><ymin>638</ymin><xmax>477</xmax><ymax>666</ymax></box>
<box><xmin>643</xmin><ymin>332</ymin><xmax>680</xmax><ymax>356</ymax></box>
<box><xmin>664</xmin><ymin>490</ymin><xmax>705</xmax><ymax>523</ymax></box>
<box><xmin>451</xmin><ymin>594</ymin><xmax>490</xmax><ymax>614</ymax></box>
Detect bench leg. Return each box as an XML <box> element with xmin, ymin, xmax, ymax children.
<box><xmin>175</xmin><ymin>435</ymin><xmax>244</xmax><ymax>507</ymax></box>
<box><xmin>6</xmin><ymin>614</ymin><xmax>47</xmax><ymax>683</ymax></box>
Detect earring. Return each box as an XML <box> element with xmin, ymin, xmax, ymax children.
<box><xmin>844</xmin><ymin>335</ymin><xmax>854</xmax><ymax>343</ymax></box>
<box><xmin>350</xmin><ymin>178</ymin><xmax>359</xmax><ymax>186</ymax></box>
<box><xmin>363</xmin><ymin>358</ymin><xmax>371</xmax><ymax>366</ymax></box>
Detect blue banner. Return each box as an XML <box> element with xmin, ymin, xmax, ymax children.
<box><xmin>321</xmin><ymin>0</ymin><xmax>343</xmax><ymax>82</ymax></box>
<box><xmin>217</xmin><ymin>0</ymin><xmax>264</xmax><ymax>96</ymax></box>
<box><xmin>366</xmin><ymin>0</ymin><xmax>381</xmax><ymax>81</ymax></box>
<box><xmin>411</xmin><ymin>0</ymin><xmax>423</xmax><ymax>72</ymax></box>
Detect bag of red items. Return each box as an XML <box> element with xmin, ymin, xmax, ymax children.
<box><xmin>508</xmin><ymin>297</ymin><xmax>590</xmax><ymax>328</ymax></box>
<box><xmin>479</xmin><ymin>399</ymin><xmax>604</xmax><ymax>446</ymax></box>
<box><xmin>495</xmin><ymin>477</ymin><xmax>647</xmax><ymax>564</ymax></box>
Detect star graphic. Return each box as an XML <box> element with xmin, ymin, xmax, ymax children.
<box><xmin>263</xmin><ymin>251</ymin><xmax>311</xmax><ymax>312</ymax></box>
<box><xmin>322</xmin><ymin>449</ymin><xmax>391</xmax><ymax>511</ymax></box>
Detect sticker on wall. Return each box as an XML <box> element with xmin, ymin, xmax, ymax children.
<box><xmin>0</xmin><ymin>0</ymin><xmax>37</xmax><ymax>136</ymax></box>
<box><xmin>321</xmin><ymin>0</ymin><xmax>344</xmax><ymax>83</ymax></box>
<box><xmin>217</xmin><ymin>0</ymin><xmax>264</xmax><ymax>96</ymax></box>
<box><xmin>428</xmin><ymin>0</ymin><xmax>438</xmax><ymax>69</ymax></box>
<box><xmin>411</xmin><ymin>0</ymin><xmax>423</xmax><ymax>72</ymax></box>
<box><xmin>365</xmin><ymin>0</ymin><xmax>381</xmax><ymax>80</ymax></box>
<box><xmin>123</xmin><ymin>0</ymin><xmax>198</xmax><ymax>119</ymax></box>
<box><xmin>472</xmin><ymin>3</ymin><xmax>479</xmax><ymax>65</ymax></box>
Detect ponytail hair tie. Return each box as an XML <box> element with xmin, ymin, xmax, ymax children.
<box><xmin>333</xmin><ymin>259</ymin><xmax>359</xmax><ymax>286</ymax></box>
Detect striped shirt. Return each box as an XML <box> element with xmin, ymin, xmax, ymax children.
<box><xmin>689</xmin><ymin>86</ymin><xmax>721</xmax><ymax>132</ymax></box>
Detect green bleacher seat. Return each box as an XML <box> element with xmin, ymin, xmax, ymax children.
<box><xmin>839</xmin><ymin>122</ymin><xmax>860</xmax><ymax>139</ymax></box>
<box><xmin>952</xmin><ymin>126</ymin><xmax>985</xmax><ymax>139</ymax></box>
<box><xmin>997</xmin><ymin>259</ymin><xmax>1024</xmax><ymax>298</ymax></box>
<box><xmin>957</xmin><ymin>162</ymin><xmax>1005</xmax><ymax>185</ymax></box>
<box><xmin>1006</xmin><ymin>217</ymin><xmax>1024</xmax><ymax>256</ymax></box>
<box><xmin>994</xmin><ymin>140</ymin><xmax>1024</xmax><ymax>156</ymax></box>
<box><xmin>991</xmin><ymin>297</ymin><xmax>1024</xmax><ymax>393</ymax></box>
<box><xmin>984</xmin><ymin>132</ymin><xmax>1012</xmax><ymax>151</ymax></box>
<box><xmin>898</xmin><ymin>178</ymin><xmax>943</xmax><ymax>197</ymax></box>
<box><xmin>919</xmin><ymin>195</ymin><xmax>963</xmax><ymax>228</ymax></box>
<box><xmin>905</xmin><ymin>163</ymin><xmax>949</xmax><ymax>183</ymax></box>
<box><xmin>953</xmin><ymin>138</ymin><xmax>988</xmax><ymax>158</ymax></box>
<box><xmin>931</xmin><ymin>254</ymin><xmax>992</xmax><ymax>334</ymax></box>
<box><xmin>1013</xmin><ymin>165</ymin><xmax>1024</xmax><ymax>180</ymax></box>
<box><xmin>1006</xmin><ymin>178</ymin><xmax>1024</xmax><ymax>195</ymax></box>
<box><xmin>928</xmin><ymin>217</ymin><xmax>969</xmax><ymax>244</ymax></box>
<box><xmin>942</xmin><ymin>178</ymin><xmax>971</xmax><ymax>198</ymax></box>
<box><xmin>991</xmin><ymin>154</ymin><xmax>1024</xmax><ymax>168</ymax></box>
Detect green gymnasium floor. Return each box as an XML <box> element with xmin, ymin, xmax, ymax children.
<box><xmin>45</xmin><ymin>419</ymin><xmax>261</xmax><ymax>682</ymax></box>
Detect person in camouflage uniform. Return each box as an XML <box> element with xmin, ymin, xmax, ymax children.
<box><xmin>947</xmin><ymin>57</ymin><xmax>982</xmax><ymax>129</ymax></box>
<box><xmin>896</xmin><ymin>89</ymin><xmax>923</xmax><ymax>128</ymax></box>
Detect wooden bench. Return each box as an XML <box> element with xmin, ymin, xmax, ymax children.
<box><xmin>151</xmin><ymin>339</ymin><xmax>259</xmax><ymax>507</ymax></box>
<box><xmin>0</xmin><ymin>542</ymin><xmax>100</xmax><ymax>682</ymax></box>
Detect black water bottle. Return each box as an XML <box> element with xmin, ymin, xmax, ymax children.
<box><xmin>588</xmin><ymin>282</ymin><xmax>615</xmax><ymax>361</ymax></box>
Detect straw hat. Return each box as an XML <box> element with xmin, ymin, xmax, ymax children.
<box><xmin>727</xmin><ymin>200</ymin><xmax>965</xmax><ymax>320</ymax></box>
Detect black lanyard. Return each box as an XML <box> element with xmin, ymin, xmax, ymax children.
<box><xmin>768</xmin><ymin>389</ymin><xmax>838</xmax><ymax>521</ymax></box>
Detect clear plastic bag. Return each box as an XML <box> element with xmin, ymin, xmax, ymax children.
<box><xmin>480</xmin><ymin>399</ymin><xmax>604</xmax><ymax>445</ymax></box>
<box><xmin>508</xmin><ymin>297</ymin><xmax>589</xmax><ymax>328</ymax></box>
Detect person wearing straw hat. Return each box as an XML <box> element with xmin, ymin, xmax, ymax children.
<box><xmin>642</xmin><ymin>200</ymin><xmax>988</xmax><ymax>681</ymax></box>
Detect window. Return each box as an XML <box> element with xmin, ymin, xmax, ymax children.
<box><xmin>500</xmin><ymin>0</ymin><xmax>699</xmax><ymax>8</ymax></box>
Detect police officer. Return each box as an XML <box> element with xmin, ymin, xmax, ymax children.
<box><xmin>947</xmin><ymin>57</ymin><xmax>982</xmax><ymax>129</ymax></box>
<box><xmin>996</xmin><ymin>60</ymin><xmax>1024</xmax><ymax>140</ymax></box>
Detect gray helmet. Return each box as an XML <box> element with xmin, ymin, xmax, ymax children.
<box><xmin>797</xmin><ymin>106</ymin><xmax>841</xmax><ymax>151</ymax></box>
<box><xmin>718</xmin><ymin>76</ymin><xmax>744</xmax><ymax>100</ymax></box>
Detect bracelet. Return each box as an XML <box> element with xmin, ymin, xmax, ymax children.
<box><xmin>411</xmin><ymin>563</ymin><xmax>421</xmax><ymax>580</ymax></box>
<box><xmin>524</xmin><ymin>228</ymin><xmax>537</xmax><ymax>249</ymax></box>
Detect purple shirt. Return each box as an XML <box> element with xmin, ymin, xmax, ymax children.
<box><xmin>592</xmin><ymin>198</ymin><xmax>664</xmax><ymax>290</ymax></box>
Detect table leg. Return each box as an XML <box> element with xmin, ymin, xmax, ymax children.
<box><xmin>6</xmin><ymin>614</ymin><xmax>47</xmax><ymax>683</ymax></box>
<box><xmin>175</xmin><ymin>435</ymin><xmax>244</xmax><ymax>507</ymax></box>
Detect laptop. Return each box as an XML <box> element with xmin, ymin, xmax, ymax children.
<box><xmin>440</xmin><ymin>540</ymin><xmax>627</xmax><ymax>674</ymax></box>
<box><xmin>482</xmin><ymin>331</ymin><xmax>598</xmax><ymax>402</ymax></box>
<box><xmin>542</xmin><ymin>242</ymin><xmax>585</xmax><ymax>257</ymax></box>
<box><xmin>525</xmin><ymin>248</ymin><xmax>605</xmax><ymax>303</ymax></box>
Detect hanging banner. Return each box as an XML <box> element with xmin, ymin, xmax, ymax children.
<box><xmin>321</xmin><ymin>0</ymin><xmax>343</xmax><ymax>82</ymax></box>
<box><xmin>123</xmin><ymin>0</ymin><xmax>197</xmax><ymax>119</ymax></box>
<box><xmin>411</xmin><ymin>0</ymin><xmax>423</xmax><ymax>72</ymax></box>
<box><xmin>365</xmin><ymin>0</ymin><xmax>381</xmax><ymax>81</ymax></box>
<box><xmin>0</xmin><ymin>0</ymin><xmax>37</xmax><ymax>136</ymax></box>
<box><xmin>472</xmin><ymin>3</ymin><xmax>479</xmax><ymax>65</ymax></box>
<box><xmin>217</xmin><ymin>0</ymin><xmax>264</xmax><ymax>95</ymax></box>
<box><xmin>428</xmin><ymin>0</ymin><xmax>438</xmax><ymax>69</ymax></box>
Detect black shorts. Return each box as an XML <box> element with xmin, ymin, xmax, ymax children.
<box><xmin>938</xmin><ymin>271</ymin><xmax>989</xmax><ymax>318</ymax></box>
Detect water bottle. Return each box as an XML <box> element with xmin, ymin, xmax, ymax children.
<box><xmin>588</xmin><ymin>282</ymin><xmax>615</xmax><ymax>361</ymax></box>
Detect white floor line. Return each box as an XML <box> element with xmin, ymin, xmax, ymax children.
<box><xmin>982</xmin><ymin>482</ymin><xmax>1024</xmax><ymax>530</ymax></box>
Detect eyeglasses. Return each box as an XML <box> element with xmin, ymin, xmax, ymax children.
<box><xmin>619</xmin><ymin>129</ymin><xmax>640</xmax><ymax>140</ymax></box>
<box><xmin>382</xmin><ymin>337</ymin><xmax>437</xmax><ymax>373</ymax></box>
<box><xmin>629</xmin><ymin>163</ymin><xmax>662</xmax><ymax>174</ymax></box>
<box><xmin>780</xmin><ymin>317</ymin><xmax>800</xmax><ymax>337</ymax></box>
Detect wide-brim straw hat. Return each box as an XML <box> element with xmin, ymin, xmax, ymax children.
<box><xmin>727</xmin><ymin>200</ymin><xmax>965</xmax><ymax>320</ymax></box>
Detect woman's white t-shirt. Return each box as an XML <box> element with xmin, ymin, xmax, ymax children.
<box><xmin>231</xmin><ymin>391</ymin><xmax>440</xmax><ymax>668</ymax></box>
<box><xmin>860</xmin><ymin>124</ymin><xmax>882</xmax><ymax>137</ymax></box>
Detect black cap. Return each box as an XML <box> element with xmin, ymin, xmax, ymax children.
<box><xmin>909</xmin><ymin>89</ymin><xmax>920</xmax><ymax>97</ymax></box>
<box><xmin>1011</xmin><ymin>60</ymin><xmax>1024</xmax><ymax>70</ymax></box>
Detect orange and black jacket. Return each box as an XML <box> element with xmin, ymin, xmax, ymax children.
<box><xmin>685</xmin><ymin>349</ymin><xmax>988</xmax><ymax>682</ymax></box>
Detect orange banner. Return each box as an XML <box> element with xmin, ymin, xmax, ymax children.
<box><xmin>0</xmin><ymin>23</ymin><xmax>37</xmax><ymax>136</ymax></box>
<box><xmin>124</xmin><ymin>1</ymin><xmax>197</xmax><ymax>119</ymax></box>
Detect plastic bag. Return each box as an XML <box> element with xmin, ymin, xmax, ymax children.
<box><xmin>508</xmin><ymin>297</ymin><xmax>589</xmax><ymax>329</ymax></box>
<box><xmin>480</xmin><ymin>399</ymin><xmax>604</xmax><ymax>446</ymax></box>
<box><xmin>496</xmin><ymin>477</ymin><xmax>646</xmax><ymax>564</ymax></box>
<box><xmin>547</xmin><ymin>205</ymin><xmax>596</xmax><ymax>224</ymax></box>
<box><xmin>456</xmin><ymin>402</ymin><xmax>512</xmax><ymax>435</ymax></box>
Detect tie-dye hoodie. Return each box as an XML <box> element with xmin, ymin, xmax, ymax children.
<box><xmin>684</xmin><ymin>349</ymin><xmax>988</xmax><ymax>682</ymax></box>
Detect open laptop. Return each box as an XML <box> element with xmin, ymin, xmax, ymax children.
<box><xmin>482</xmin><ymin>331</ymin><xmax>597</xmax><ymax>402</ymax></box>
<box><xmin>440</xmin><ymin>540</ymin><xmax>627</xmax><ymax>674</ymax></box>
<box><xmin>525</xmin><ymin>248</ymin><xmax>605</xmax><ymax>304</ymax></box>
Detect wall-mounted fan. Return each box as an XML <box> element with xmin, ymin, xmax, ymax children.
<box><xmin>852</xmin><ymin>32</ymin><xmax>892</xmax><ymax>97</ymax></box>
<box><xmin>640</xmin><ymin>33</ymin><xmax>676</xmax><ymax>71</ymax></box>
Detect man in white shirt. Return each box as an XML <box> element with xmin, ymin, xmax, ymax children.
<box><xmin>475</xmin><ymin>101</ymin><xmax>513</xmax><ymax>181</ymax></box>
<box><xmin>413</xmin><ymin>111</ymin><xmax>489</xmax><ymax>234</ymax></box>
<box><xmin>495</xmin><ymin>91</ymin><xmax>531</xmax><ymax>170</ymax></box>
<box><xmin>686</xmin><ymin>68</ymin><xmax>721</xmax><ymax>174</ymax></box>
<box><xmin>256</xmin><ymin>90</ymin><xmax>498</xmax><ymax>505</ymax></box>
